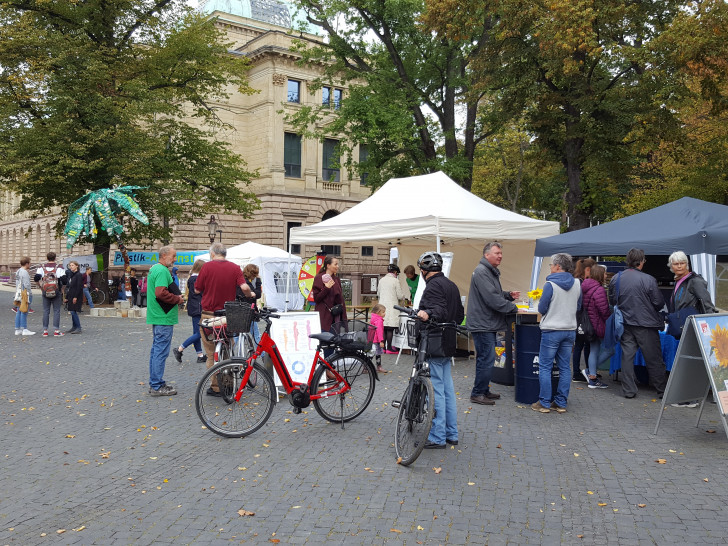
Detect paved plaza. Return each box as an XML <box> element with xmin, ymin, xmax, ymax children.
<box><xmin>2</xmin><ymin>288</ymin><xmax>728</xmax><ymax>545</ymax></box>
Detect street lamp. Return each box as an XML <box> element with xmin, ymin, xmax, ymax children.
<box><xmin>207</xmin><ymin>215</ymin><xmax>218</xmax><ymax>244</ymax></box>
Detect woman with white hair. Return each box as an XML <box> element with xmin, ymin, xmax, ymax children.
<box><xmin>667</xmin><ymin>251</ymin><xmax>716</xmax><ymax>328</ymax></box>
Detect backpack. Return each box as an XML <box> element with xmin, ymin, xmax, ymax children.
<box><xmin>576</xmin><ymin>306</ymin><xmax>595</xmax><ymax>340</ymax></box>
<box><xmin>41</xmin><ymin>264</ymin><xmax>59</xmax><ymax>298</ymax></box>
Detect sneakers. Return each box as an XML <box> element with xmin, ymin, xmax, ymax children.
<box><xmin>206</xmin><ymin>387</ymin><xmax>221</xmax><ymax>397</ymax></box>
<box><xmin>587</xmin><ymin>378</ymin><xmax>608</xmax><ymax>389</ymax></box>
<box><xmin>15</xmin><ymin>329</ymin><xmax>22</xmax><ymax>335</ymax></box>
<box><xmin>71</xmin><ymin>329</ymin><xmax>82</xmax><ymax>334</ymax></box>
<box><xmin>54</xmin><ymin>331</ymin><xmax>64</xmax><ymax>337</ymax></box>
<box><xmin>149</xmin><ymin>385</ymin><xmax>177</xmax><ymax>396</ymax></box>
<box><xmin>424</xmin><ymin>441</ymin><xmax>446</xmax><ymax>449</ymax></box>
<box><xmin>196</xmin><ymin>355</ymin><xmax>208</xmax><ymax>363</ymax></box>
<box><xmin>42</xmin><ymin>331</ymin><xmax>49</xmax><ymax>337</ymax></box>
<box><xmin>572</xmin><ymin>373</ymin><xmax>587</xmax><ymax>383</ymax></box>
<box><xmin>550</xmin><ymin>402</ymin><xmax>567</xmax><ymax>413</ymax></box>
<box><xmin>671</xmin><ymin>401</ymin><xmax>699</xmax><ymax>408</ymax></box>
<box><xmin>21</xmin><ymin>329</ymin><xmax>36</xmax><ymax>336</ymax></box>
<box><xmin>172</xmin><ymin>348</ymin><xmax>183</xmax><ymax>363</ymax></box>
<box><xmin>531</xmin><ymin>401</ymin><xmax>551</xmax><ymax>413</ymax></box>
<box><xmin>29</xmin><ymin>308</ymin><xmax>34</xmax><ymax>313</ymax></box>
<box><xmin>11</xmin><ymin>306</ymin><xmax>18</xmax><ymax>313</ymax></box>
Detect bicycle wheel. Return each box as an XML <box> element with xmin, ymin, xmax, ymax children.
<box><xmin>311</xmin><ymin>353</ymin><xmax>375</xmax><ymax>423</ymax></box>
<box><xmin>90</xmin><ymin>290</ymin><xmax>105</xmax><ymax>305</ymax></box>
<box><xmin>195</xmin><ymin>360</ymin><xmax>275</xmax><ymax>438</ymax></box>
<box><xmin>215</xmin><ymin>339</ymin><xmax>231</xmax><ymax>363</ymax></box>
<box><xmin>395</xmin><ymin>375</ymin><xmax>434</xmax><ymax>466</ymax></box>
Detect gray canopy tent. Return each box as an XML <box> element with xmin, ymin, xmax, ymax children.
<box><xmin>530</xmin><ymin>197</ymin><xmax>728</xmax><ymax>301</ymax></box>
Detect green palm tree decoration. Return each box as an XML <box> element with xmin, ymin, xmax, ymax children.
<box><xmin>64</xmin><ymin>186</ymin><xmax>149</xmax><ymax>298</ymax></box>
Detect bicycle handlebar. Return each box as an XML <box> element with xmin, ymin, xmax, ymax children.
<box><xmin>393</xmin><ymin>304</ymin><xmax>467</xmax><ymax>333</ymax></box>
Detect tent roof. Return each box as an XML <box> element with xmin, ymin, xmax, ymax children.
<box><xmin>198</xmin><ymin>241</ymin><xmax>302</xmax><ymax>263</ymax></box>
<box><xmin>534</xmin><ymin>197</ymin><xmax>728</xmax><ymax>257</ymax></box>
<box><xmin>289</xmin><ymin>171</ymin><xmax>559</xmax><ymax>245</ymax></box>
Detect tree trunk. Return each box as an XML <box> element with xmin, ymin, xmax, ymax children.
<box><xmin>92</xmin><ymin>240</ymin><xmax>111</xmax><ymax>303</ymax></box>
<box><xmin>563</xmin><ymin>107</ymin><xmax>589</xmax><ymax>231</ymax></box>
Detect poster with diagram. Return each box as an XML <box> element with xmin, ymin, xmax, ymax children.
<box><xmin>269</xmin><ymin>312</ymin><xmax>322</xmax><ymax>389</ymax></box>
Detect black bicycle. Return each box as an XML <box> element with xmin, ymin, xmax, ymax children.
<box><xmin>392</xmin><ymin>305</ymin><xmax>459</xmax><ymax>466</ymax></box>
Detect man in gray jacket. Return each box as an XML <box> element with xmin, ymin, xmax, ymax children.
<box><xmin>609</xmin><ymin>248</ymin><xmax>668</xmax><ymax>399</ymax></box>
<box><xmin>467</xmin><ymin>242</ymin><xmax>521</xmax><ymax>405</ymax></box>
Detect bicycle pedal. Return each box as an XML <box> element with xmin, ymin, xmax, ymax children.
<box><xmin>391</xmin><ymin>400</ymin><xmax>401</xmax><ymax>408</ymax></box>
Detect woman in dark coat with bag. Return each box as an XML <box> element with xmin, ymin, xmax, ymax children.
<box><xmin>667</xmin><ymin>251</ymin><xmax>716</xmax><ymax>337</ymax></box>
<box><xmin>580</xmin><ymin>265</ymin><xmax>610</xmax><ymax>388</ymax></box>
<box><xmin>65</xmin><ymin>261</ymin><xmax>84</xmax><ymax>334</ymax></box>
<box><xmin>312</xmin><ymin>256</ymin><xmax>348</xmax><ymax>334</ymax></box>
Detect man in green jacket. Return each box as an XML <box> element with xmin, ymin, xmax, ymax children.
<box><xmin>147</xmin><ymin>245</ymin><xmax>184</xmax><ymax>396</ymax></box>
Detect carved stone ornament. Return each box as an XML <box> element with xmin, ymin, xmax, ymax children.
<box><xmin>272</xmin><ymin>73</ymin><xmax>286</xmax><ymax>86</ymax></box>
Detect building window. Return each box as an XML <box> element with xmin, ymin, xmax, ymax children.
<box><xmin>359</xmin><ymin>144</ymin><xmax>369</xmax><ymax>186</ymax></box>
<box><xmin>362</xmin><ymin>246</ymin><xmax>374</xmax><ymax>257</ymax></box>
<box><xmin>287</xmin><ymin>222</ymin><xmax>301</xmax><ymax>255</ymax></box>
<box><xmin>287</xmin><ymin>79</ymin><xmax>300</xmax><ymax>103</ymax></box>
<box><xmin>284</xmin><ymin>132</ymin><xmax>301</xmax><ymax>178</ymax></box>
<box><xmin>322</xmin><ymin>138</ymin><xmax>340</xmax><ymax>182</ymax></box>
<box><xmin>321</xmin><ymin>245</ymin><xmax>341</xmax><ymax>256</ymax></box>
<box><xmin>333</xmin><ymin>88</ymin><xmax>342</xmax><ymax>110</ymax></box>
<box><xmin>322</xmin><ymin>86</ymin><xmax>330</xmax><ymax>107</ymax></box>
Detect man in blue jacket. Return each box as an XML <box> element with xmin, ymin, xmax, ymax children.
<box><xmin>467</xmin><ymin>242</ymin><xmax>521</xmax><ymax>406</ymax></box>
<box><xmin>609</xmin><ymin>248</ymin><xmax>667</xmax><ymax>399</ymax></box>
<box><xmin>532</xmin><ymin>253</ymin><xmax>582</xmax><ymax>414</ymax></box>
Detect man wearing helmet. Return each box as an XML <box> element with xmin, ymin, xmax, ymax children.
<box><xmin>416</xmin><ymin>251</ymin><xmax>465</xmax><ymax>449</ymax></box>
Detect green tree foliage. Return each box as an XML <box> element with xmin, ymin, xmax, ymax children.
<box><xmin>0</xmin><ymin>0</ymin><xmax>260</xmax><ymax>251</ymax></box>
<box><xmin>425</xmin><ymin>0</ymin><xmax>681</xmax><ymax>230</ymax></box>
<box><xmin>288</xmin><ymin>0</ymin><xmax>494</xmax><ymax>190</ymax></box>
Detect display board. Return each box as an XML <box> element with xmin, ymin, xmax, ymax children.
<box><xmin>654</xmin><ymin>313</ymin><xmax>728</xmax><ymax>440</ymax></box>
<box><xmin>268</xmin><ymin>312</ymin><xmax>322</xmax><ymax>392</ymax></box>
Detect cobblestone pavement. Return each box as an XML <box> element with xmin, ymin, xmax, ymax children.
<box><xmin>2</xmin><ymin>288</ymin><xmax>728</xmax><ymax>545</ymax></box>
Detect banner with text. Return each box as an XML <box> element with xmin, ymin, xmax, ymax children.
<box><xmin>112</xmin><ymin>251</ymin><xmax>207</xmax><ymax>267</ymax></box>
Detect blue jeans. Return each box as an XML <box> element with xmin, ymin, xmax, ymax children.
<box><xmin>427</xmin><ymin>357</ymin><xmax>458</xmax><ymax>445</ymax></box>
<box><xmin>70</xmin><ymin>310</ymin><xmax>81</xmax><ymax>330</ymax></box>
<box><xmin>15</xmin><ymin>309</ymin><xmax>28</xmax><ymax>330</ymax></box>
<box><xmin>471</xmin><ymin>331</ymin><xmax>496</xmax><ymax>397</ymax></box>
<box><xmin>538</xmin><ymin>330</ymin><xmax>576</xmax><ymax>408</ymax></box>
<box><xmin>42</xmin><ymin>294</ymin><xmax>62</xmax><ymax>330</ymax></box>
<box><xmin>587</xmin><ymin>339</ymin><xmax>602</xmax><ymax>376</ymax></box>
<box><xmin>117</xmin><ymin>288</ymin><xmax>127</xmax><ymax>301</ymax></box>
<box><xmin>83</xmin><ymin>287</ymin><xmax>94</xmax><ymax>307</ymax></box>
<box><xmin>149</xmin><ymin>324</ymin><xmax>174</xmax><ymax>390</ymax></box>
<box><xmin>182</xmin><ymin>315</ymin><xmax>202</xmax><ymax>353</ymax></box>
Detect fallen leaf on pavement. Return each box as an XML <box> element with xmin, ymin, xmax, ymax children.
<box><xmin>704</xmin><ymin>478</ymin><xmax>709</xmax><ymax>482</ymax></box>
<box><xmin>433</xmin><ymin>467</ymin><xmax>442</xmax><ymax>474</ymax></box>
<box><xmin>238</xmin><ymin>509</ymin><xmax>255</xmax><ymax>516</ymax></box>
<box><xmin>396</xmin><ymin>457</ymin><xmax>402</xmax><ymax>464</ymax></box>
<box><xmin>637</xmin><ymin>504</ymin><xmax>646</xmax><ymax>508</ymax></box>
<box><xmin>655</xmin><ymin>459</ymin><xmax>667</xmax><ymax>464</ymax></box>
<box><xmin>597</xmin><ymin>503</ymin><xmax>607</xmax><ymax>507</ymax></box>
<box><xmin>390</xmin><ymin>529</ymin><xmax>402</xmax><ymax>533</ymax></box>
<box><xmin>706</xmin><ymin>430</ymin><xmax>716</xmax><ymax>433</ymax></box>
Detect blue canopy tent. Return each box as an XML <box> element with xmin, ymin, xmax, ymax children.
<box><xmin>530</xmin><ymin>197</ymin><xmax>728</xmax><ymax>302</ymax></box>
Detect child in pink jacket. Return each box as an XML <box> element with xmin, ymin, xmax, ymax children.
<box><xmin>369</xmin><ymin>303</ymin><xmax>388</xmax><ymax>373</ymax></box>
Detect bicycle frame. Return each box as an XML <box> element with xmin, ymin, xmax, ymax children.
<box><xmin>232</xmin><ymin>323</ymin><xmax>350</xmax><ymax>404</ymax></box>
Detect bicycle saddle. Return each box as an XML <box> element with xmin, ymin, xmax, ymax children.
<box><xmin>201</xmin><ymin>316</ymin><xmax>227</xmax><ymax>327</ymax></box>
<box><xmin>309</xmin><ymin>332</ymin><xmax>335</xmax><ymax>343</ymax></box>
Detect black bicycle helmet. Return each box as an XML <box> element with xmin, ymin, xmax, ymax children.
<box><xmin>417</xmin><ymin>251</ymin><xmax>443</xmax><ymax>272</ymax></box>
<box><xmin>387</xmin><ymin>263</ymin><xmax>400</xmax><ymax>274</ymax></box>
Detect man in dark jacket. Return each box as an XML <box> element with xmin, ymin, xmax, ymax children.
<box><xmin>416</xmin><ymin>251</ymin><xmax>465</xmax><ymax>449</ymax></box>
<box><xmin>467</xmin><ymin>242</ymin><xmax>521</xmax><ymax>405</ymax></box>
<box><xmin>609</xmin><ymin>248</ymin><xmax>668</xmax><ymax>399</ymax></box>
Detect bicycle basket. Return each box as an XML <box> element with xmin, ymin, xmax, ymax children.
<box><xmin>224</xmin><ymin>301</ymin><xmax>256</xmax><ymax>334</ymax></box>
<box><xmin>330</xmin><ymin>320</ymin><xmax>375</xmax><ymax>351</ymax></box>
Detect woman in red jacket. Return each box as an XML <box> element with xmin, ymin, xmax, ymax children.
<box><xmin>581</xmin><ymin>265</ymin><xmax>610</xmax><ymax>388</ymax></box>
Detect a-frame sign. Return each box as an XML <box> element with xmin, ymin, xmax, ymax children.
<box><xmin>655</xmin><ymin>313</ymin><xmax>728</xmax><ymax>439</ymax></box>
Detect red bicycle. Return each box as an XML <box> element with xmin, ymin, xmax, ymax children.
<box><xmin>195</xmin><ymin>305</ymin><xmax>379</xmax><ymax>438</ymax></box>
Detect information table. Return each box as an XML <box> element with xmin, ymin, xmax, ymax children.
<box><xmin>493</xmin><ymin>311</ymin><xmax>539</xmax><ymax>386</ymax></box>
<box><xmin>609</xmin><ymin>330</ymin><xmax>678</xmax><ymax>374</ymax></box>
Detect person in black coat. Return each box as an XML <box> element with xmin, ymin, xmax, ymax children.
<box><xmin>65</xmin><ymin>261</ymin><xmax>84</xmax><ymax>334</ymax></box>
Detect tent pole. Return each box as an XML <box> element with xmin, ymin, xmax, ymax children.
<box><xmin>436</xmin><ymin>217</ymin><xmax>441</xmax><ymax>253</ymax></box>
<box><xmin>285</xmin><ymin>243</ymin><xmax>292</xmax><ymax>312</ymax></box>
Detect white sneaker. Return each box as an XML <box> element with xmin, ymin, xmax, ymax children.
<box><xmin>21</xmin><ymin>329</ymin><xmax>36</xmax><ymax>336</ymax></box>
<box><xmin>15</xmin><ymin>329</ymin><xmax>22</xmax><ymax>335</ymax></box>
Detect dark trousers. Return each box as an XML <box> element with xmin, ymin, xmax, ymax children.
<box><xmin>572</xmin><ymin>334</ymin><xmax>590</xmax><ymax>377</ymax></box>
<box><xmin>619</xmin><ymin>325</ymin><xmax>667</xmax><ymax>397</ymax></box>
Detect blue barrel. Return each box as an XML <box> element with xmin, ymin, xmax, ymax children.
<box><xmin>514</xmin><ymin>324</ymin><xmax>559</xmax><ymax>404</ymax></box>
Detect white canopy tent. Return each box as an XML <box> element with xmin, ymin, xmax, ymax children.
<box><xmin>198</xmin><ymin>241</ymin><xmax>304</xmax><ymax>310</ymax></box>
<box><xmin>289</xmin><ymin>171</ymin><xmax>560</xmax><ymax>300</ymax></box>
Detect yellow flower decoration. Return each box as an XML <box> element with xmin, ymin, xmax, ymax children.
<box><xmin>527</xmin><ymin>289</ymin><xmax>543</xmax><ymax>300</ymax></box>
<box><xmin>710</xmin><ymin>324</ymin><xmax>728</xmax><ymax>368</ymax></box>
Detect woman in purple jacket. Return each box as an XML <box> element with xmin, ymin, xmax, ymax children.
<box><xmin>581</xmin><ymin>265</ymin><xmax>610</xmax><ymax>388</ymax></box>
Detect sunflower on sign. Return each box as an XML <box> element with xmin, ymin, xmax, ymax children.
<box><xmin>710</xmin><ymin>324</ymin><xmax>728</xmax><ymax>368</ymax></box>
